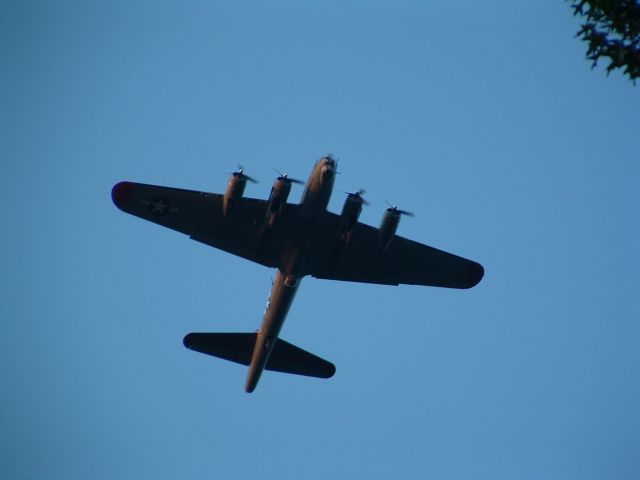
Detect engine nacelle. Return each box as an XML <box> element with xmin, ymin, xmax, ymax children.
<box><xmin>379</xmin><ymin>208</ymin><xmax>401</xmax><ymax>252</ymax></box>
<box><xmin>265</xmin><ymin>177</ymin><xmax>292</xmax><ymax>228</ymax></box>
<box><xmin>223</xmin><ymin>172</ymin><xmax>248</xmax><ymax>217</ymax></box>
<box><xmin>223</xmin><ymin>168</ymin><xmax>258</xmax><ymax>217</ymax></box>
<box><xmin>339</xmin><ymin>193</ymin><xmax>364</xmax><ymax>242</ymax></box>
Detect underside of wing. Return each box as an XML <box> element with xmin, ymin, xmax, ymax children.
<box><xmin>111</xmin><ymin>181</ymin><xmax>297</xmax><ymax>269</ymax></box>
<box><xmin>112</xmin><ymin>181</ymin><xmax>201</xmax><ymax>235</ymax></box>
<box><xmin>304</xmin><ymin>211</ymin><xmax>484</xmax><ymax>289</ymax></box>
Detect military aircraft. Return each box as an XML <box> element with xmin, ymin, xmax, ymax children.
<box><xmin>111</xmin><ymin>156</ymin><xmax>484</xmax><ymax>392</ymax></box>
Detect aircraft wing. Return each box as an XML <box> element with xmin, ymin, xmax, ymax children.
<box><xmin>111</xmin><ymin>181</ymin><xmax>295</xmax><ymax>269</ymax></box>
<box><xmin>304</xmin><ymin>211</ymin><xmax>484</xmax><ymax>289</ymax></box>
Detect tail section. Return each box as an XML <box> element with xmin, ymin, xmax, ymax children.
<box><xmin>183</xmin><ymin>332</ymin><xmax>336</xmax><ymax>380</ymax></box>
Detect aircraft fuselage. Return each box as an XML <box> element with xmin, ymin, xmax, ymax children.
<box><xmin>245</xmin><ymin>156</ymin><xmax>336</xmax><ymax>392</ymax></box>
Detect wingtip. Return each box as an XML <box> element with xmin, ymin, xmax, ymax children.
<box><xmin>465</xmin><ymin>262</ymin><xmax>484</xmax><ymax>288</ymax></box>
<box><xmin>111</xmin><ymin>181</ymin><xmax>133</xmax><ymax>210</ymax></box>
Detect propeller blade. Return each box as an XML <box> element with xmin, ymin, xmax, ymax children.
<box><xmin>229</xmin><ymin>166</ymin><xmax>259</xmax><ymax>183</ymax></box>
<box><xmin>274</xmin><ymin>168</ymin><xmax>303</xmax><ymax>184</ymax></box>
<box><xmin>385</xmin><ymin>201</ymin><xmax>414</xmax><ymax>217</ymax></box>
<box><xmin>343</xmin><ymin>189</ymin><xmax>369</xmax><ymax>205</ymax></box>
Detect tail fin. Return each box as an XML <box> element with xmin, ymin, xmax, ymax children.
<box><xmin>183</xmin><ymin>333</ymin><xmax>336</xmax><ymax>379</ymax></box>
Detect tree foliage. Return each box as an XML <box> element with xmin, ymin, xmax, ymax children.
<box><xmin>570</xmin><ymin>0</ymin><xmax>640</xmax><ymax>82</ymax></box>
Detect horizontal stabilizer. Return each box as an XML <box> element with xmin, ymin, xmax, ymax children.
<box><xmin>183</xmin><ymin>333</ymin><xmax>336</xmax><ymax>379</ymax></box>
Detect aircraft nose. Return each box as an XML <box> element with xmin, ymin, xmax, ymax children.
<box><xmin>321</xmin><ymin>164</ymin><xmax>335</xmax><ymax>181</ymax></box>
<box><xmin>321</xmin><ymin>157</ymin><xmax>336</xmax><ymax>174</ymax></box>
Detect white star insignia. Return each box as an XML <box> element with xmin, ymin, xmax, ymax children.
<box><xmin>140</xmin><ymin>197</ymin><xmax>179</xmax><ymax>216</ymax></box>
<box><xmin>150</xmin><ymin>198</ymin><xmax>168</xmax><ymax>215</ymax></box>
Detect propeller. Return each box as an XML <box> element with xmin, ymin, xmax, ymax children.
<box><xmin>385</xmin><ymin>201</ymin><xmax>414</xmax><ymax>217</ymax></box>
<box><xmin>274</xmin><ymin>169</ymin><xmax>304</xmax><ymax>185</ymax></box>
<box><xmin>230</xmin><ymin>165</ymin><xmax>258</xmax><ymax>183</ymax></box>
<box><xmin>343</xmin><ymin>188</ymin><xmax>370</xmax><ymax>205</ymax></box>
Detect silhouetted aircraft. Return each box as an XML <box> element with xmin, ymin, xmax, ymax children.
<box><xmin>111</xmin><ymin>156</ymin><xmax>484</xmax><ymax>392</ymax></box>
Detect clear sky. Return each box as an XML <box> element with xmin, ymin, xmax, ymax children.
<box><xmin>2</xmin><ymin>1</ymin><xmax>639</xmax><ymax>479</ymax></box>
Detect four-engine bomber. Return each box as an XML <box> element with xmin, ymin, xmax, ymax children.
<box><xmin>112</xmin><ymin>156</ymin><xmax>484</xmax><ymax>392</ymax></box>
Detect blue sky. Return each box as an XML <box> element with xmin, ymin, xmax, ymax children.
<box><xmin>2</xmin><ymin>1</ymin><xmax>639</xmax><ymax>479</ymax></box>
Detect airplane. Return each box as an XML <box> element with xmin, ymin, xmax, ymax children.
<box><xmin>111</xmin><ymin>155</ymin><xmax>484</xmax><ymax>392</ymax></box>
